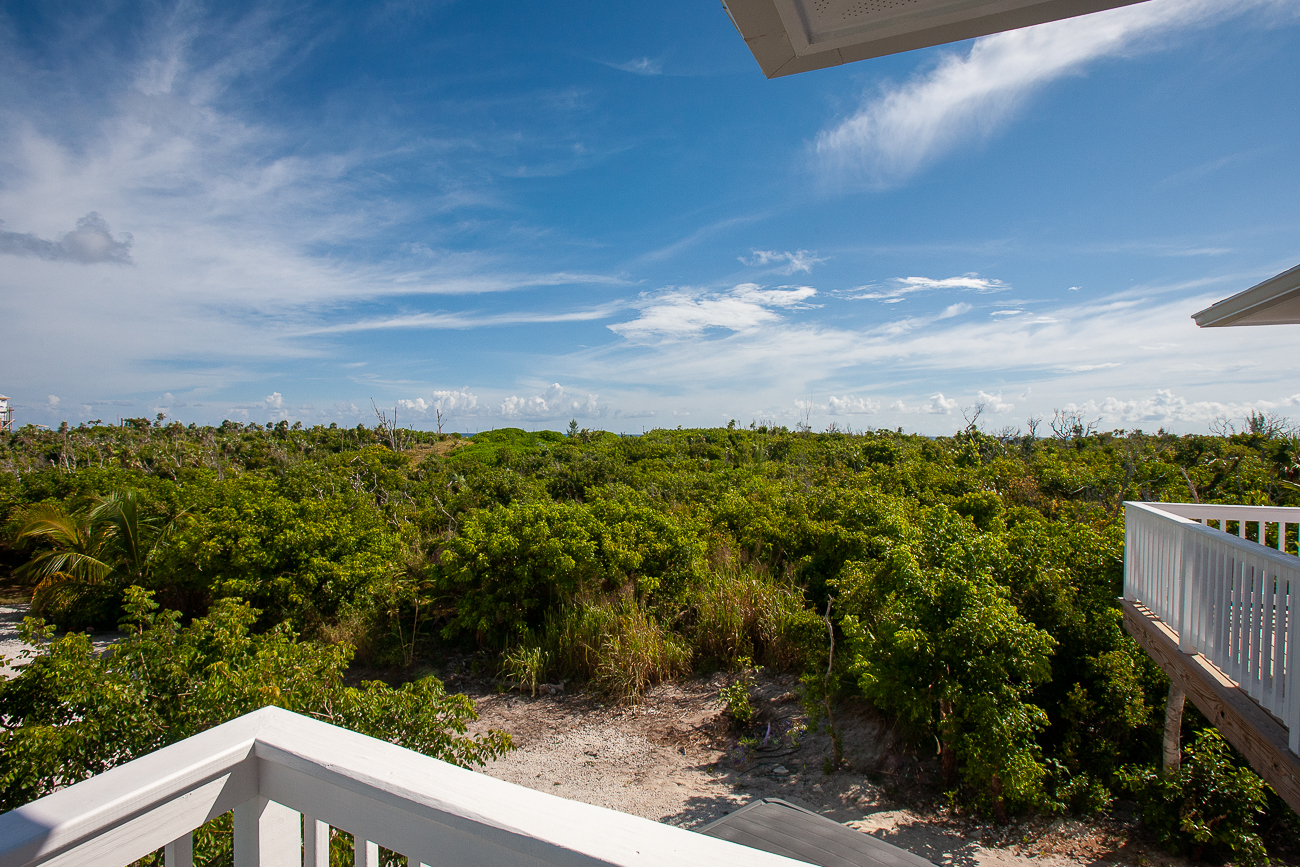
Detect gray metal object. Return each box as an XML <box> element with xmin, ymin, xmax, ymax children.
<box><xmin>1192</xmin><ymin>263</ymin><xmax>1300</xmax><ymax>327</ymax></box>
<box><xmin>722</xmin><ymin>0</ymin><xmax>1153</xmax><ymax>78</ymax></box>
<box><xmin>699</xmin><ymin>798</ymin><xmax>937</xmax><ymax>867</ymax></box>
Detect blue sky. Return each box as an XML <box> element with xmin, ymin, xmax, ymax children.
<box><xmin>2</xmin><ymin>0</ymin><xmax>1298</xmax><ymax>434</ymax></box>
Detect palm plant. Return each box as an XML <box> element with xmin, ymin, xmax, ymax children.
<box><xmin>15</xmin><ymin>491</ymin><xmax>174</xmax><ymax>629</ymax></box>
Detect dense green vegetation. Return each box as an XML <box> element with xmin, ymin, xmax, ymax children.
<box><xmin>3</xmin><ymin>414</ymin><xmax>1299</xmax><ymax>861</ymax></box>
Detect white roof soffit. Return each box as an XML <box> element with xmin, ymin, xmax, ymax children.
<box><xmin>722</xmin><ymin>0</ymin><xmax>1153</xmax><ymax>78</ymax></box>
<box><xmin>1193</xmin><ymin>263</ymin><xmax>1300</xmax><ymax>328</ymax></box>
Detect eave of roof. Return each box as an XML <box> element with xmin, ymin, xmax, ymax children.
<box><xmin>722</xmin><ymin>0</ymin><xmax>1153</xmax><ymax>78</ymax></box>
<box><xmin>1192</xmin><ymin>263</ymin><xmax>1300</xmax><ymax>328</ymax></box>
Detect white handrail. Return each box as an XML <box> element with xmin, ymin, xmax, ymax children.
<box><xmin>1124</xmin><ymin>502</ymin><xmax>1300</xmax><ymax>755</ymax></box>
<box><xmin>0</xmin><ymin>707</ymin><xmax>806</xmax><ymax>867</ymax></box>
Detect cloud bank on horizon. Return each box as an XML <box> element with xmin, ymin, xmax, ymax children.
<box><xmin>1</xmin><ymin>0</ymin><xmax>1298</xmax><ymax>434</ymax></box>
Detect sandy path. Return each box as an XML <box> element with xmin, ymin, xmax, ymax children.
<box><xmin>0</xmin><ymin>601</ymin><xmax>122</xmax><ymax>679</ymax></box>
<box><xmin>462</xmin><ymin>674</ymin><xmax>1181</xmax><ymax>867</ymax></box>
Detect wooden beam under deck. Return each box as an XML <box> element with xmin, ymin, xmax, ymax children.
<box><xmin>1121</xmin><ymin>599</ymin><xmax>1300</xmax><ymax>814</ymax></box>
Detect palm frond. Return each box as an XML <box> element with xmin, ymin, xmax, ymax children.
<box><xmin>17</xmin><ymin>549</ymin><xmax>114</xmax><ymax>583</ymax></box>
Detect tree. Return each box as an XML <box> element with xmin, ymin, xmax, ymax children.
<box><xmin>14</xmin><ymin>490</ymin><xmax>176</xmax><ymax>629</ymax></box>
<box><xmin>840</xmin><ymin>508</ymin><xmax>1055</xmax><ymax>819</ymax></box>
<box><xmin>0</xmin><ymin>588</ymin><xmax>511</xmax><ymax>814</ymax></box>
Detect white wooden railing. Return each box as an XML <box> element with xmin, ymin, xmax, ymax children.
<box><xmin>0</xmin><ymin>706</ymin><xmax>802</xmax><ymax>867</ymax></box>
<box><xmin>1124</xmin><ymin>502</ymin><xmax>1300</xmax><ymax>754</ymax></box>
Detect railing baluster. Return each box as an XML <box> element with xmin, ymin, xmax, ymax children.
<box><xmin>1125</xmin><ymin>502</ymin><xmax>1300</xmax><ymax>756</ymax></box>
<box><xmin>1231</xmin><ymin>555</ymin><xmax>1245</xmax><ymax>683</ymax></box>
<box><xmin>164</xmin><ymin>833</ymin><xmax>193</xmax><ymax>867</ymax></box>
<box><xmin>233</xmin><ymin>797</ymin><xmax>301</xmax><ymax>867</ymax></box>
<box><xmin>1270</xmin><ymin>568</ymin><xmax>1285</xmax><ymax>713</ymax></box>
<box><xmin>355</xmin><ymin>837</ymin><xmax>379</xmax><ymax>867</ymax></box>
<box><xmin>303</xmin><ymin>816</ymin><xmax>329</xmax><ymax>867</ymax></box>
<box><xmin>1289</xmin><ymin>569</ymin><xmax>1300</xmax><ymax>753</ymax></box>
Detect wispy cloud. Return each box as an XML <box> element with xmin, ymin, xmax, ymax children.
<box><xmin>1157</xmin><ymin>147</ymin><xmax>1271</xmax><ymax>187</ymax></box>
<box><xmin>606</xmin><ymin>57</ymin><xmax>663</xmax><ymax>76</ymax></box>
<box><xmin>303</xmin><ymin>304</ymin><xmax>624</xmax><ymax>334</ymax></box>
<box><xmin>608</xmin><ymin>283</ymin><xmax>817</xmax><ymax>341</ymax></box>
<box><xmin>740</xmin><ymin>249</ymin><xmax>825</xmax><ymax>274</ymax></box>
<box><xmin>0</xmin><ymin>7</ymin><xmax>630</xmax><ymax>397</ymax></box>
<box><xmin>850</xmin><ymin>273</ymin><xmax>1008</xmax><ymax>302</ymax></box>
<box><xmin>636</xmin><ymin>214</ymin><xmax>765</xmax><ymax>264</ymax></box>
<box><xmin>0</xmin><ymin>213</ymin><xmax>133</xmax><ymax>264</ymax></box>
<box><xmin>814</xmin><ymin>0</ymin><xmax>1290</xmax><ymax>187</ymax></box>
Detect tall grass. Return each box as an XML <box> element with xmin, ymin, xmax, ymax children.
<box><xmin>686</xmin><ymin>565</ymin><xmax>815</xmax><ymax>670</ymax></box>
<box><xmin>517</xmin><ymin>600</ymin><xmax>690</xmax><ymax>702</ymax></box>
<box><xmin>499</xmin><ymin>564</ymin><xmax>817</xmax><ymax>703</ymax></box>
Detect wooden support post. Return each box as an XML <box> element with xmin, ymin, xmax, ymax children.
<box><xmin>1163</xmin><ymin>682</ymin><xmax>1185</xmax><ymax>776</ymax></box>
<box><xmin>1122</xmin><ymin>599</ymin><xmax>1300</xmax><ymax>815</ymax></box>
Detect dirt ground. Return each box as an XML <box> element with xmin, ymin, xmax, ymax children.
<box><xmin>453</xmin><ymin>669</ymin><xmax>1193</xmax><ymax>867</ymax></box>
<box><xmin>0</xmin><ymin>593</ymin><xmax>121</xmax><ymax>678</ymax></box>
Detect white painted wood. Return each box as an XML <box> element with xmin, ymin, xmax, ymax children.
<box><xmin>256</xmin><ymin>721</ymin><xmax>800</xmax><ymax>867</ymax></box>
<box><xmin>164</xmin><ymin>834</ymin><xmax>192</xmax><ymax>867</ymax></box>
<box><xmin>0</xmin><ymin>709</ymin><xmax>262</xmax><ymax>867</ymax></box>
<box><xmin>1125</xmin><ymin>502</ymin><xmax>1300</xmax><ymax>756</ymax></box>
<box><xmin>233</xmin><ymin>798</ymin><xmax>300</xmax><ymax>867</ymax></box>
<box><xmin>0</xmin><ymin>706</ymin><xmax>809</xmax><ymax>867</ymax></box>
<box><xmin>302</xmin><ymin>816</ymin><xmax>329</xmax><ymax>867</ymax></box>
<box><xmin>354</xmin><ymin>838</ymin><xmax>378</xmax><ymax>867</ymax></box>
<box><xmin>1</xmin><ymin>769</ymin><xmax>256</xmax><ymax>867</ymax></box>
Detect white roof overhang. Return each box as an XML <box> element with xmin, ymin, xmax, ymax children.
<box><xmin>1193</xmin><ymin>263</ymin><xmax>1300</xmax><ymax>328</ymax></box>
<box><xmin>722</xmin><ymin>0</ymin><xmax>1153</xmax><ymax>77</ymax></box>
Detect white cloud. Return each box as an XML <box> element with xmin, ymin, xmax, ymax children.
<box><xmin>0</xmin><ymin>212</ymin><xmax>133</xmax><ymax>264</ymax></box>
<box><xmin>976</xmin><ymin>390</ymin><xmax>1015</xmax><ymax>413</ymax></box>
<box><xmin>0</xmin><ymin>10</ymin><xmax>628</xmax><ymax>401</ymax></box>
<box><xmin>1070</xmin><ymin>390</ymin><xmax>1300</xmax><ymax>427</ymax></box>
<box><xmin>499</xmin><ymin>383</ymin><xmax>599</xmax><ymax>420</ymax></box>
<box><xmin>740</xmin><ymin>250</ymin><xmax>826</xmax><ymax>275</ymax></box>
<box><xmin>929</xmin><ymin>393</ymin><xmax>958</xmax><ymax>414</ymax></box>
<box><xmin>432</xmin><ymin>389</ymin><xmax>478</xmax><ymax>413</ymax></box>
<box><xmin>47</xmin><ymin>395</ymin><xmax>61</xmax><ymax>408</ymax></box>
<box><xmin>609</xmin><ymin>283</ymin><xmax>818</xmax><ymax>341</ymax></box>
<box><xmin>827</xmin><ymin>395</ymin><xmax>880</xmax><ymax>415</ymax></box>
<box><xmin>306</xmin><ymin>304</ymin><xmax>622</xmax><ymax>334</ymax></box>
<box><xmin>850</xmin><ymin>274</ymin><xmax>1008</xmax><ymax>301</ymax></box>
<box><xmin>814</xmin><ymin>0</ymin><xmax>1289</xmax><ymax>187</ymax></box>
<box><xmin>264</xmin><ymin>392</ymin><xmax>283</xmax><ymax>409</ymax></box>
<box><xmin>398</xmin><ymin>389</ymin><xmax>479</xmax><ymax>415</ymax></box>
<box><xmin>564</xmin><ymin>273</ymin><xmax>1300</xmax><ymax>432</ymax></box>
<box><xmin>607</xmin><ymin>57</ymin><xmax>663</xmax><ymax>76</ymax></box>
<box><xmin>888</xmin><ymin>394</ymin><xmax>960</xmax><ymax>414</ymax></box>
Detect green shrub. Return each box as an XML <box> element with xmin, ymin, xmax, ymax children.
<box><xmin>0</xmin><ymin>587</ymin><xmax>511</xmax><ymax>813</ymax></box>
<box><xmin>720</xmin><ymin>665</ymin><xmax>756</xmax><ymax>729</ymax></box>
<box><xmin>1120</xmin><ymin>729</ymin><xmax>1269</xmax><ymax>865</ymax></box>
